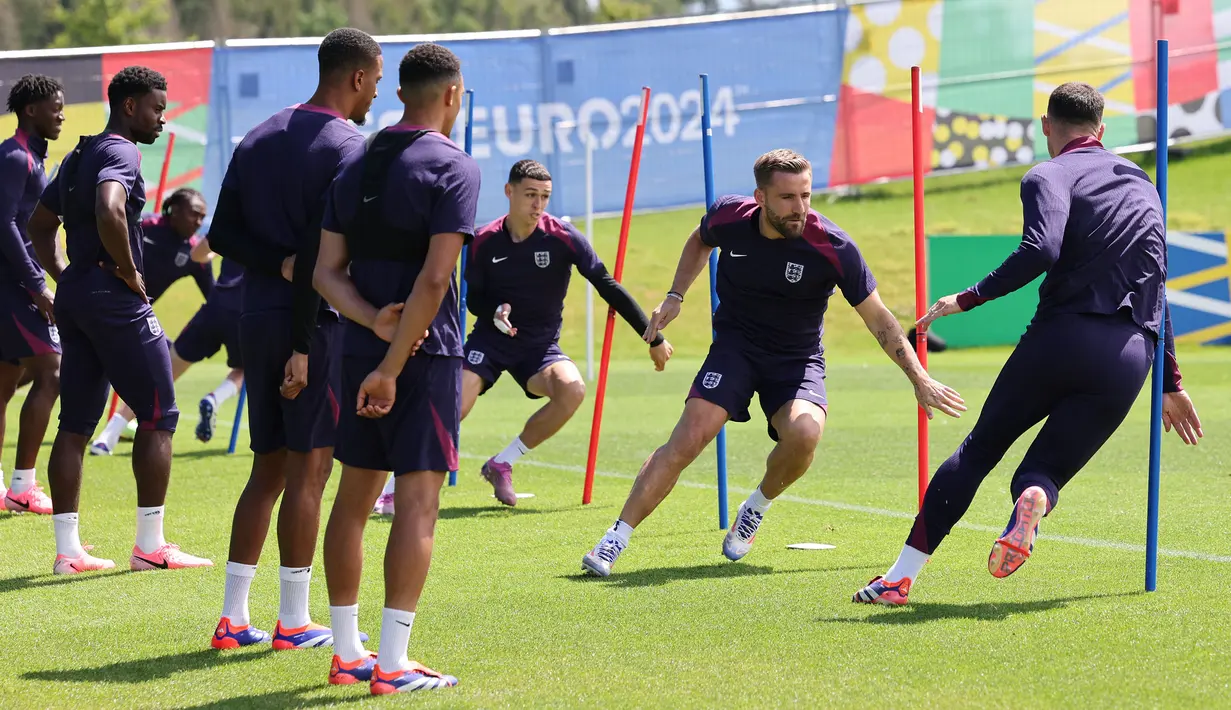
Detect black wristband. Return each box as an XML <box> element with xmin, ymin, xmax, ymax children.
<box><xmin>666</xmin><ymin>290</ymin><xmax>684</xmax><ymax>302</ymax></box>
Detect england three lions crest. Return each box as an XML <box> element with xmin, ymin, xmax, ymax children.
<box><xmin>535</xmin><ymin>251</ymin><xmax>551</xmax><ymax>268</ymax></box>
<box><xmin>785</xmin><ymin>262</ymin><xmax>804</xmax><ymax>283</ymax></box>
<box><xmin>702</xmin><ymin>372</ymin><xmax>722</xmax><ymax>389</ymax></box>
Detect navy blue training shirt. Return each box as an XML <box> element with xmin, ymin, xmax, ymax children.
<box><xmin>39</xmin><ymin>132</ymin><xmax>147</xmax><ymax>283</ymax></box>
<box><xmin>140</xmin><ymin>215</ymin><xmax>213</xmax><ymax>302</ymax></box>
<box><xmin>700</xmin><ymin>195</ymin><xmax>878</xmax><ymax>357</ymax></box>
<box><xmin>322</xmin><ymin>126</ymin><xmax>481</xmax><ymax>359</ymax></box>
<box><xmin>0</xmin><ymin>129</ymin><xmax>50</xmax><ymax>293</ymax></box>
<box><xmin>466</xmin><ymin>213</ymin><xmax>604</xmax><ymax>344</ymax></box>
<box><xmin>217</xmin><ymin>103</ymin><xmax>363</xmax><ymax>314</ymax></box>
<box><xmin>956</xmin><ymin>136</ymin><xmax>1182</xmax><ymax>390</ymax></box>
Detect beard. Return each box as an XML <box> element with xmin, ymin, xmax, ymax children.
<box><xmin>765</xmin><ymin>204</ymin><xmax>805</xmax><ymax>238</ymax></box>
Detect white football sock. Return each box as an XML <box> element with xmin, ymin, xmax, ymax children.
<box><xmin>222</xmin><ymin>561</ymin><xmax>257</xmax><ymax>626</ymax></box>
<box><xmin>53</xmin><ymin>512</ymin><xmax>85</xmax><ymax>558</ymax></box>
<box><xmin>209</xmin><ymin>379</ymin><xmax>239</xmax><ymax>406</ymax></box>
<box><xmin>278</xmin><ymin>566</ymin><xmax>313</xmax><ymax>629</ymax></box>
<box><xmin>493</xmin><ymin>436</ymin><xmax>530</xmax><ymax>466</ymax></box>
<box><xmin>380</xmin><ymin>475</ymin><xmax>396</xmax><ymax>497</ymax></box>
<box><xmin>9</xmin><ymin>468</ymin><xmax>35</xmax><ymax>495</ymax></box>
<box><xmin>376</xmin><ymin>608</ymin><xmax>415</xmax><ymax>672</ymax></box>
<box><xmin>885</xmin><ymin>544</ymin><xmax>930</xmax><ymax>583</ymax></box>
<box><xmin>745</xmin><ymin>486</ymin><xmax>773</xmax><ymax>514</ymax></box>
<box><xmin>98</xmin><ymin>414</ymin><xmax>129</xmax><ymax>448</ymax></box>
<box><xmin>609</xmin><ymin>519</ymin><xmax>633</xmax><ymax>546</ymax></box>
<box><xmin>135</xmin><ymin>506</ymin><xmax>166</xmax><ymax>553</ymax></box>
<box><xmin>330</xmin><ymin>604</ymin><xmax>367</xmax><ymax>662</ymax></box>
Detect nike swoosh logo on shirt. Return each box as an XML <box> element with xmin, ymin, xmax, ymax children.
<box><xmin>363</xmin><ymin>195</ymin><xmax>378</xmax><ymax>203</ymax></box>
<box><xmin>729</xmin><ymin>252</ymin><xmax>747</xmax><ymax>257</ymax></box>
<box><xmin>492</xmin><ymin>257</ymin><xmax>508</xmax><ymax>263</ymax></box>
<box><xmin>133</xmin><ymin>555</ymin><xmax>168</xmax><ymax>569</ymax></box>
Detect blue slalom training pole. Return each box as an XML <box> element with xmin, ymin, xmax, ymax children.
<box><xmin>700</xmin><ymin>74</ymin><xmax>729</xmax><ymax>531</ymax></box>
<box><xmin>450</xmin><ymin>89</ymin><xmax>475</xmax><ymax>488</ymax></box>
<box><xmin>227</xmin><ymin>383</ymin><xmax>246</xmax><ymax>455</ymax></box>
<box><xmin>1146</xmin><ymin>39</ymin><xmax>1168</xmax><ymax>592</ymax></box>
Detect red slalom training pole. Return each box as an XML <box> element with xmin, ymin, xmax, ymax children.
<box><xmin>108</xmin><ymin>131</ymin><xmax>178</xmax><ymax>420</ymax></box>
<box><xmin>911</xmin><ymin>66</ymin><xmax>928</xmax><ymax>511</ymax></box>
<box><xmin>154</xmin><ymin>131</ymin><xmax>177</xmax><ymax>211</ymax></box>
<box><xmin>583</xmin><ymin>86</ymin><xmax>651</xmax><ymax>505</ymax></box>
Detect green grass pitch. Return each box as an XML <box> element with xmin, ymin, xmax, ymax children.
<box><xmin>1</xmin><ymin>141</ymin><xmax>1230</xmax><ymax>707</ymax></box>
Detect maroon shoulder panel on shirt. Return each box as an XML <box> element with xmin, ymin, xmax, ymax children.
<box><xmin>799</xmin><ymin>212</ymin><xmax>844</xmax><ymax>279</ymax></box>
<box><xmin>539</xmin><ymin>214</ymin><xmax>577</xmax><ymax>252</ymax></box>
<box><xmin>472</xmin><ymin>217</ymin><xmax>505</xmax><ymax>256</ymax></box>
<box><xmin>709</xmin><ymin>197</ymin><xmax>758</xmax><ymax>230</ymax></box>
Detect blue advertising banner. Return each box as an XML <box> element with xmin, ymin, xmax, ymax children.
<box><xmin>204</xmin><ymin>9</ymin><xmax>847</xmax><ymax>225</ymax></box>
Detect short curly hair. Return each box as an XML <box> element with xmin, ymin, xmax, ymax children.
<box><xmin>398</xmin><ymin>43</ymin><xmax>461</xmax><ymax>95</ymax></box>
<box><xmin>509</xmin><ymin>159</ymin><xmax>551</xmax><ymax>183</ymax></box>
<box><xmin>107</xmin><ymin>65</ymin><xmax>167</xmax><ymax>110</ymax></box>
<box><xmin>6</xmin><ymin>74</ymin><xmax>64</xmax><ymax>115</ymax></box>
<box><xmin>318</xmin><ymin>27</ymin><xmax>382</xmax><ymax>78</ymax></box>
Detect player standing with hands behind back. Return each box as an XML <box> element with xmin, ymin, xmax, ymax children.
<box><xmin>208</xmin><ymin>28</ymin><xmax>382</xmax><ymax>650</ymax></box>
<box><xmin>314</xmin><ymin>42</ymin><xmax>477</xmax><ymax>693</ymax></box>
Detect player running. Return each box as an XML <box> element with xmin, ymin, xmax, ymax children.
<box><xmin>314</xmin><ymin>42</ymin><xmax>476</xmax><ymax>693</ymax></box>
<box><xmin>0</xmin><ymin>74</ymin><xmax>64</xmax><ymax>515</ymax></box>
<box><xmin>89</xmin><ymin>187</ymin><xmax>221</xmax><ymax>455</ymax></box>
<box><xmin>371</xmin><ymin>159</ymin><xmax>672</xmax><ymax>515</ymax></box>
<box><xmin>580</xmin><ymin>149</ymin><xmax>966</xmax><ymax>577</ymax></box>
<box><xmin>207</xmin><ymin>27</ymin><xmax>381</xmax><ymax>652</ymax></box>
<box><xmin>25</xmin><ymin>65</ymin><xmax>212</xmax><ymax>574</ymax></box>
<box><xmin>853</xmin><ymin>83</ymin><xmax>1202</xmax><ymax>606</ymax></box>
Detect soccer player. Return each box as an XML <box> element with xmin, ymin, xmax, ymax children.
<box><xmin>207</xmin><ymin>28</ymin><xmax>382</xmax><ymax>651</ymax></box>
<box><xmin>90</xmin><ymin>187</ymin><xmax>217</xmax><ymax>455</ymax></box>
<box><xmin>580</xmin><ymin>149</ymin><xmax>967</xmax><ymax>577</ymax></box>
<box><xmin>314</xmin><ymin>42</ymin><xmax>476</xmax><ymax>692</ymax></box>
<box><xmin>0</xmin><ymin>74</ymin><xmax>64</xmax><ymax>515</ymax></box>
<box><xmin>371</xmin><ymin>159</ymin><xmax>672</xmax><ymax>515</ymax></box>
<box><xmin>853</xmin><ymin>83</ymin><xmax>1203</xmax><ymax>606</ymax></box>
<box><xmin>25</xmin><ymin>65</ymin><xmax>212</xmax><ymax>574</ymax></box>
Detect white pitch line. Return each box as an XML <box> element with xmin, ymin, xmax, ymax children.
<box><xmin>462</xmin><ymin>453</ymin><xmax>1231</xmax><ymax>564</ymax></box>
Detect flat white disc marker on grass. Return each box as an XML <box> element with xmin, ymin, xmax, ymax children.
<box><xmin>786</xmin><ymin>543</ymin><xmax>836</xmax><ymax>551</ymax></box>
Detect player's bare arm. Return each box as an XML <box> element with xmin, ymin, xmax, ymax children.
<box><xmin>27</xmin><ymin>202</ymin><xmax>64</xmax><ymax>321</ymax></box>
<box><xmin>854</xmin><ymin>289</ymin><xmax>966</xmax><ymax>420</ymax></box>
<box><xmin>644</xmin><ymin>226</ymin><xmax>711</xmax><ymax>343</ymax></box>
<box><xmin>359</xmin><ymin>232</ymin><xmax>465</xmax><ymax>419</ymax></box>
<box><xmin>313</xmin><ymin>228</ymin><xmax>409</xmax><ymax>345</ymax></box>
<box><xmin>27</xmin><ymin>202</ymin><xmax>64</xmax><ymax>282</ymax></box>
<box><xmin>96</xmin><ymin>180</ymin><xmax>146</xmax><ymax>302</ymax></box>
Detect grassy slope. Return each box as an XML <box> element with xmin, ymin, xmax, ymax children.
<box><xmin>0</xmin><ymin>140</ymin><xmax>1228</xmax><ymax>708</ymax></box>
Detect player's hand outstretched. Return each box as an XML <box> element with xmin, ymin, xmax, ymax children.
<box><xmin>281</xmin><ymin>353</ymin><xmax>308</xmax><ymax>400</ymax></box>
<box><xmin>494</xmin><ymin>303</ymin><xmax>517</xmax><ymax>337</ymax></box>
<box><xmin>357</xmin><ymin>369</ymin><xmax>396</xmax><ymax>418</ymax></box>
<box><xmin>913</xmin><ymin>376</ymin><xmax>967</xmax><ymax>420</ymax></box>
<box><xmin>649</xmin><ymin>339</ymin><xmax>673</xmax><ymax>371</ymax></box>
<box><xmin>373</xmin><ymin>302</ymin><xmax>404</xmax><ymax>343</ymax></box>
<box><xmin>916</xmin><ymin>294</ymin><xmax>963</xmax><ymax>332</ymax></box>
<box><xmin>643</xmin><ymin>296</ymin><xmax>681</xmax><ymax>344</ymax></box>
<box><xmin>1163</xmin><ymin>390</ymin><xmax>1203</xmax><ymax>445</ymax></box>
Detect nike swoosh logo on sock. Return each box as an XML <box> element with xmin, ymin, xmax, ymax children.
<box><xmin>396</xmin><ymin>620</ymin><xmax>411</xmax><ymax>627</ymax></box>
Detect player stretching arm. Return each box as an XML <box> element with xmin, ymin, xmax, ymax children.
<box><xmin>580</xmin><ymin>149</ymin><xmax>964</xmax><ymax>577</ymax></box>
<box><xmin>854</xmin><ymin>83</ymin><xmax>1202</xmax><ymax>607</ymax></box>
<box><xmin>371</xmin><ymin>158</ymin><xmax>672</xmax><ymax>515</ymax></box>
